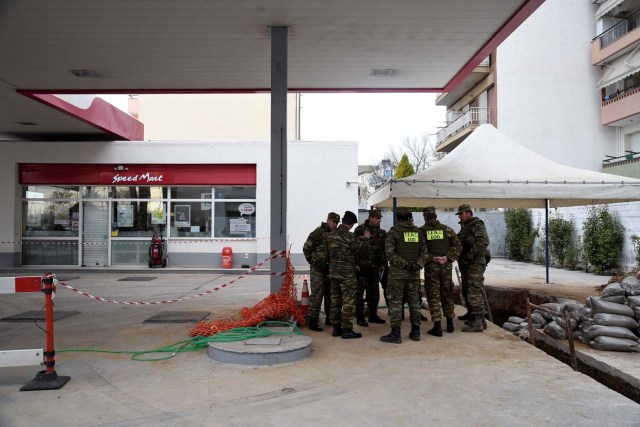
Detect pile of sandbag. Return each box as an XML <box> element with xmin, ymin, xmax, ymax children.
<box><xmin>501</xmin><ymin>274</ymin><xmax>640</xmax><ymax>352</ymax></box>
<box><xmin>580</xmin><ymin>277</ymin><xmax>640</xmax><ymax>352</ymax></box>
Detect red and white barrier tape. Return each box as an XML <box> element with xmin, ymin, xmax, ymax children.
<box><xmin>54</xmin><ymin>250</ymin><xmax>288</xmax><ymax>305</ymax></box>
<box><xmin>0</xmin><ymin>237</ymin><xmax>270</xmax><ymax>245</ymax></box>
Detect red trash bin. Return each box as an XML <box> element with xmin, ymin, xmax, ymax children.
<box><xmin>222</xmin><ymin>247</ymin><xmax>233</xmax><ymax>269</ymax></box>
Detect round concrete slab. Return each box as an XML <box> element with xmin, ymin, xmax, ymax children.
<box><xmin>208</xmin><ymin>328</ymin><xmax>312</xmax><ymax>365</ymax></box>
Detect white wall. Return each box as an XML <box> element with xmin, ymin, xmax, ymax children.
<box><xmin>0</xmin><ymin>140</ymin><xmax>357</xmax><ymax>267</ymax></box>
<box><xmin>497</xmin><ymin>0</ymin><xmax>617</xmax><ymax>171</ymax></box>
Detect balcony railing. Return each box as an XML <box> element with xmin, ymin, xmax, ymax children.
<box><xmin>599</xmin><ymin>9</ymin><xmax>640</xmax><ymax>48</ymax></box>
<box><xmin>436</xmin><ymin>107</ymin><xmax>490</xmax><ymax>146</ymax></box>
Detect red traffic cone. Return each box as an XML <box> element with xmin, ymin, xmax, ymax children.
<box><xmin>300</xmin><ymin>279</ymin><xmax>310</xmax><ymax>317</ymax></box>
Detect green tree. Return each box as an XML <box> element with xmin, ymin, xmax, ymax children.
<box><xmin>394</xmin><ymin>154</ymin><xmax>415</xmax><ymax>179</ymax></box>
<box><xmin>583</xmin><ymin>206</ymin><xmax>624</xmax><ymax>274</ymax></box>
<box><xmin>548</xmin><ymin>216</ymin><xmax>574</xmax><ymax>267</ymax></box>
<box><xmin>504</xmin><ymin>208</ymin><xmax>537</xmax><ymax>261</ymax></box>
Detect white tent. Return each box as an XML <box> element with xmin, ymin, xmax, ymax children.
<box><xmin>368</xmin><ymin>124</ymin><xmax>640</xmax><ymax>209</ymax></box>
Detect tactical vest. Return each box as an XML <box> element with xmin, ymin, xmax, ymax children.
<box><xmin>422</xmin><ymin>222</ymin><xmax>450</xmax><ymax>256</ymax></box>
<box><xmin>393</xmin><ymin>225</ymin><xmax>421</xmax><ymax>262</ymax></box>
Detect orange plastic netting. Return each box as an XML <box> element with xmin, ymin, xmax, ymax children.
<box><xmin>189</xmin><ymin>255</ymin><xmax>305</xmax><ymax>337</ymax></box>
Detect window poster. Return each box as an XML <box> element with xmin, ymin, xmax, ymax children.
<box><xmin>174</xmin><ymin>205</ymin><xmax>191</xmax><ymax>227</ymax></box>
<box><xmin>230</xmin><ymin>218</ymin><xmax>251</xmax><ymax>234</ymax></box>
<box><xmin>201</xmin><ymin>193</ymin><xmax>212</xmax><ymax>210</ymax></box>
<box><xmin>117</xmin><ymin>205</ymin><xmax>134</xmax><ymax>227</ymax></box>
<box><xmin>150</xmin><ymin>203</ymin><xmax>166</xmax><ymax>225</ymax></box>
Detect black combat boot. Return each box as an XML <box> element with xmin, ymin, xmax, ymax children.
<box><xmin>380</xmin><ymin>326</ymin><xmax>402</xmax><ymax>344</ymax></box>
<box><xmin>341</xmin><ymin>329</ymin><xmax>363</xmax><ymax>339</ymax></box>
<box><xmin>409</xmin><ymin>324</ymin><xmax>421</xmax><ymax>341</ymax></box>
<box><xmin>308</xmin><ymin>318</ymin><xmax>323</xmax><ymax>332</ymax></box>
<box><xmin>446</xmin><ymin>317</ymin><xmax>455</xmax><ymax>333</ymax></box>
<box><xmin>368</xmin><ymin>314</ymin><xmax>386</xmax><ymax>324</ymax></box>
<box><xmin>458</xmin><ymin>311</ymin><xmax>472</xmax><ymax>321</ymax></box>
<box><xmin>356</xmin><ymin>312</ymin><xmax>369</xmax><ymax>327</ymax></box>
<box><xmin>332</xmin><ymin>324</ymin><xmax>343</xmax><ymax>337</ymax></box>
<box><xmin>462</xmin><ymin>314</ymin><xmax>483</xmax><ymax>333</ymax></box>
<box><xmin>427</xmin><ymin>321</ymin><xmax>443</xmax><ymax>337</ymax></box>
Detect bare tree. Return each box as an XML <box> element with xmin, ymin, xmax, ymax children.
<box><xmin>384</xmin><ymin>134</ymin><xmax>445</xmax><ymax>174</ymax></box>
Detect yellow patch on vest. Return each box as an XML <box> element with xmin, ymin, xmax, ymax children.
<box><xmin>426</xmin><ymin>230</ymin><xmax>444</xmax><ymax>240</ymax></box>
<box><xmin>403</xmin><ymin>232</ymin><xmax>419</xmax><ymax>243</ymax></box>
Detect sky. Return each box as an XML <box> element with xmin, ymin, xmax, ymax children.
<box><xmin>299</xmin><ymin>93</ymin><xmax>446</xmax><ymax>165</ymax></box>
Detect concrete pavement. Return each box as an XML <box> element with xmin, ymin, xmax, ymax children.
<box><xmin>1</xmin><ymin>262</ymin><xmax>639</xmax><ymax>426</ymax></box>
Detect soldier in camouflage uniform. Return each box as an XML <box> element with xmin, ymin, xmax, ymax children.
<box><xmin>456</xmin><ymin>204</ymin><xmax>490</xmax><ymax>333</ymax></box>
<box><xmin>303</xmin><ymin>212</ymin><xmax>340</xmax><ymax>332</ymax></box>
<box><xmin>380</xmin><ymin>208</ymin><xmax>429</xmax><ymax>344</ymax></box>
<box><xmin>326</xmin><ymin>211</ymin><xmax>370</xmax><ymax>339</ymax></box>
<box><xmin>419</xmin><ymin>206</ymin><xmax>462</xmax><ymax>336</ymax></box>
<box><xmin>354</xmin><ymin>209</ymin><xmax>387</xmax><ymax>326</ymax></box>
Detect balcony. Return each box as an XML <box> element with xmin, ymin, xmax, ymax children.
<box><xmin>601</xmin><ymin>85</ymin><xmax>640</xmax><ymax>125</ymax></box>
<box><xmin>436</xmin><ymin>107</ymin><xmax>490</xmax><ymax>152</ymax></box>
<box><xmin>592</xmin><ymin>9</ymin><xmax>640</xmax><ymax>64</ymax></box>
<box><xmin>602</xmin><ymin>152</ymin><xmax>640</xmax><ymax>179</ymax></box>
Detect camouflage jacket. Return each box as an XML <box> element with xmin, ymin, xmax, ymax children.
<box><xmin>385</xmin><ymin>222</ymin><xmax>429</xmax><ymax>270</ymax></box>
<box><xmin>354</xmin><ymin>220</ymin><xmax>386</xmax><ymax>269</ymax></box>
<box><xmin>419</xmin><ymin>219</ymin><xmax>462</xmax><ymax>264</ymax></box>
<box><xmin>302</xmin><ymin>222</ymin><xmax>332</xmax><ymax>268</ymax></box>
<box><xmin>457</xmin><ymin>216</ymin><xmax>490</xmax><ymax>265</ymax></box>
<box><xmin>326</xmin><ymin>224</ymin><xmax>369</xmax><ymax>279</ymax></box>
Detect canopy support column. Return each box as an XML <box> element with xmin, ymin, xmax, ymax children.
<box><xmin>545</xmin><ymin>199</ymin><xmax>550</xmax><ymax>284</ymax></box>
<box><xmin>392</xmin><ymin>197</ymin><xmax>397</xmax><ymax>225</ymax></box>
<box><xmin>270</xmin><ymin>26</ymin><xmax>288</xmax><ymax>294</ymax></box>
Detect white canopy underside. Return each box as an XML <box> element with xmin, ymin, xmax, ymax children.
<box><xmin>368</xmin><ymin>124</ymin><xmax>640</xmax><ymax>209</ymax></box>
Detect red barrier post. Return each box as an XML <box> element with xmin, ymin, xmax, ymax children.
<box><xmin>20</xmin><ymin>273</ymin><xmax>70</xmax><ymax>391</ymax></box>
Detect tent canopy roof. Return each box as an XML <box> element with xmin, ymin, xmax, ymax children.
<box><xmin>368</xmin><ymin>124</ymin><xmax>640</xmax><ymax>209</ymax></box>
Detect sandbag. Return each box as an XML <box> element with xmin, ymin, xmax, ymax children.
<box><xmin>530</xmin><ymin>312</ymin><xmax>546</xmax><ymax>325</ymax></box>
<box><xmin>585</xmin><ymin>297</ymin><xmax>595</xmax><ymax>308</ymax></box>
<box><xmin>590</xmin><ymin>297</ymin><xmax>635</xmax><ymax>317</ymax></box>
<box><xmin>507</xmin><ymin>316</ymin><xmax>525</xmax><ymax>324</ymax></box>
<box><xmin>601</xmin><ymin>295</ymin><xmax>627</xmax><ymax>304</ymax></box>
<box><xmin>592</xmin><ymin>336</ymin><xmax>640</xmax><ymax>352</ymax></box>
<box><xmin>601</xmin><ymin>282</ymin><xmax>625</xmax><ymax>297</ymax></box>
<box><xmin>578</xmin><ymin>306</ymin><xmax>592</xmax><ymax>320</ymax></box>
<box><xmin>533</xmin><ymin>308</ymin><xmax>553</xmax><ymax>321</ymax></box>
<box><xmin>580</xmin><ymin>320</ymin><xmax>595</xmax><ymax>332</ymax></box>
<box><xmin>518</xmin><ymin>322</ymin><xmax>529</xmax><ymax>330</ymax></box>
<box><xmin>621</xmin><ymin>276</ymin><xmax>640</xmax><ymax>296</ymax></box>
<box><xmin>583</xmin><ymin>324</ymin><xmax>640</xmax><ymax>341</ymax></box>
<box><xmin>571</xmin><ymin>329</ymin><xmax>584</xmax><ymax>341</ymax></box>
<box><xmin>502</xmin><ymin>322</ymin><xmax>520</xmax><ymax>332</ymax></box>
<box><xmin>633</xmin><ymin>306</ymin><xmax>640</xmax><ymax>320</ymax></box>
<box><xmin>627</xmin><ymin>295</ymin><xmax>640</xmax><ymax>307</ymax></box>
<box><xmin>554</xmin><ymin>316</ymin><xmax>578</xmax><ymax>331</ymax></box>
<box><xmin>543</xmin><ymin>321</ymin><xmax>566</xmax><ymax>340</ymax></box>
<box><xmin>593</xmin><ymin>313</ymin><xmax>638</xmax><ymax>329</ymax></box>
<box><xmin>540</xmin><ymin>302</ymin><xmax>560</xmax><ymax>313</ymax></box>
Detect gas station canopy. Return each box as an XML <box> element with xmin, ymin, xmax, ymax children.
<box><xmin>0</xmin><ymin>0</ymin><xmax>544</xmax><ymax>141</ymax></box>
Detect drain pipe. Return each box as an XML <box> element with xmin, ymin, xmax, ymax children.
<box><xmin>545</xmin><ymin>199</ymin><xmax>550</xmax><ymax>284</ymax></box>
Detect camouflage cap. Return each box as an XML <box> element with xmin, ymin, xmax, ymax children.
<box><xmin>455</xmin><ymin>204</ymin><xmax>472</xmax><ymax>215</ymax></box>
<box><xmin>368</xmin><ymin>209</ymin><xmax>382</xmax><ymax>219</ymax></box>
<box><xmin>395</xmin><ymin>207</ymin><xmax>412</xmax><ymax>221</ymax></box>
<box><xmin>327</xmin><ymin>212</ymin><xmax>340</xmax><ymax>222</ymax></box>
<box><xmin>423</xmin><ymin>206</ymin><xmax>436</xmax><ymax>215</ymax></box>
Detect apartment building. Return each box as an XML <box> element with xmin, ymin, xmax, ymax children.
<box><xmin>593</xmin><ymin>0</ymin><xmax>640</xmax><ymax>178</ymax></box>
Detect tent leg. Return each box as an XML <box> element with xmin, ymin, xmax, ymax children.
<box><xmin>392</xmin><ymin>197</ymin><xmax>397</xmax><ymax>226</ymax></box>
<box><xmin>545</xmin><ymin>199</ymin><xmax>549</xmax><ymax>284</ymax></box>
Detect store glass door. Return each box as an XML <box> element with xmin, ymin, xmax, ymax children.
<box><xmin>82</xmin><ymin>201</ymin><xmax>109</xmax><ymax>266</ymax></box>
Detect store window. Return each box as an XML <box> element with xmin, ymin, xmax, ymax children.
<box><xmin>114</xmin><ymin>186</ymin><xmax>167</xmax><ymax>199</ymax></box>
<box><xmin>24</xmin><ymin>185</ymin><xmax>79</xmax><ymax>199</ymax></box>
<box><xmin>22</xmin><ymin>201</ymin><xmax>80</xmax><ymax>237</ymax></box>
<box><xmin>213</xmin><ymin>186</ymin><xmax>256</xmax><ymax>238</ymax></box>
<box><xmin>112</xmin><ymin>201</ymin><xmax>167</xmax><ymax>237</ymax></box>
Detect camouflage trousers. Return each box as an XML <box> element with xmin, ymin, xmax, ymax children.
<box><xmin>355</xmin><ymin>266</ymin><xmax>382</xmax><ymax>316</ymax></box>
<box><xmin>424</xmin><ymin>261</ymin><xmax>455</xmax><ymax>321</ymax></box>
<box><xmin>330</xmin><ymin>276</ymin><xmax>357</xmax><ymax>330</ymax></box>
<box><xmin>458</xmin><ymin>262</ymin><xmax>486</xmax><ymax>315</ymax></box>
<box><xmin>387</xmin><ymin>269</ymin><xmax>422</xmax><ymax>328</ymax></box>
<box><xmin>309</xmin><ymin>265</ymin><xmax>331</xmax><ymax>319</ymax></box>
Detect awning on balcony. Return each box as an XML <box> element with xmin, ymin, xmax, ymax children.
<box><xmin>595</xmin><ymin>0</ymin><xmax>625</xmax><ymax>20</ymax></box>
<box><xmin>598</xmin><ymin>52</ymin><xmax>640</xmax><ymax>88</ymax></box>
